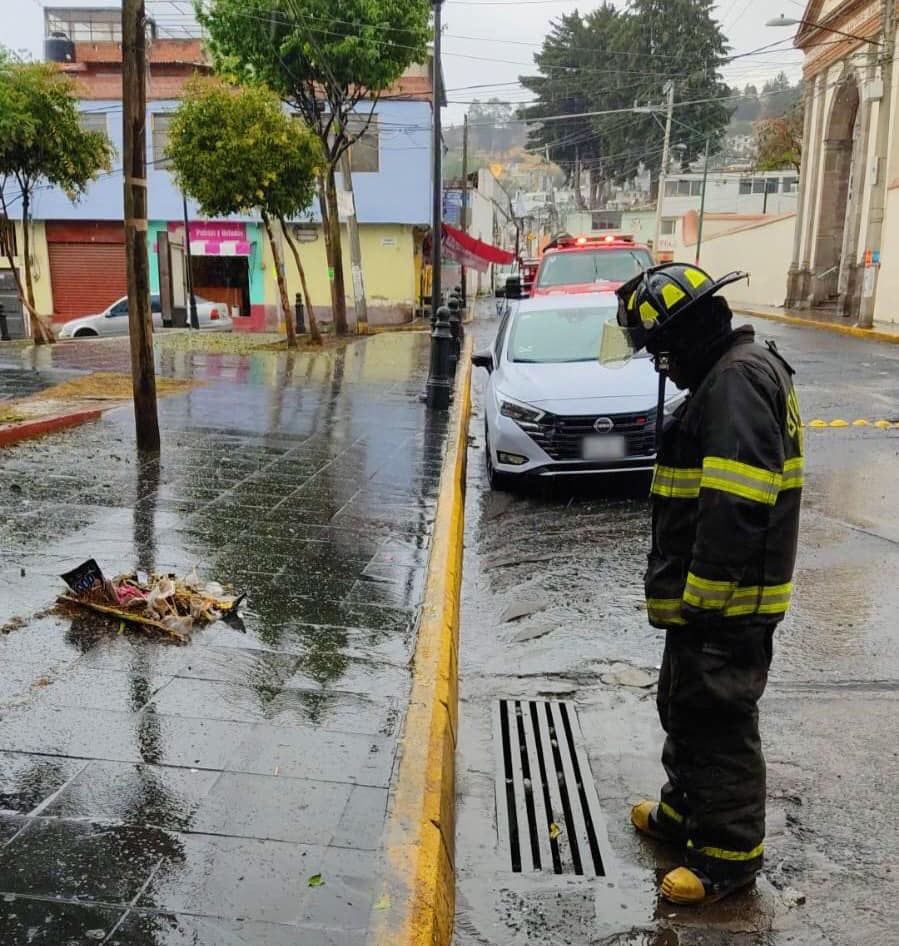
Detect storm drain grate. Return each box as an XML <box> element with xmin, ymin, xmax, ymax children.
<box><xmin>494</xmin><ymin>699</ymin><xmax>608</xmax><ymax>876</ymax></box>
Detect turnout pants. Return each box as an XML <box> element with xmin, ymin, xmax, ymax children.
<box><xmin>656</xmin><ymin>623</ymin><xmax>774</xmax><ymax>878</ymax></box>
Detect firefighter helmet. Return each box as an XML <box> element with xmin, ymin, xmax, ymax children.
<box><xmin>614</xmin><ymin>263</ymin><xmax>748</xmax><ymax>355</ymax></box>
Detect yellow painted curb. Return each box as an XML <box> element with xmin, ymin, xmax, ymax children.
<box><xmin>369</xmin><ymin>337</ymin><xmax>473</xmax><ymax>946</ymax></box>
<box><xmin>733</xmin><ymin>307</ymin><xmax>899</xmax><ymax>344</ymax></box>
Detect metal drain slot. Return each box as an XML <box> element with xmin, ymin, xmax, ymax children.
<box><xmin>494</xmin><ymin>699</ymin><xmax>608</xmax><ymax>876</ymax></box>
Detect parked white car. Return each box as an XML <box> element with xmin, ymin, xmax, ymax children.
<box><xmin>58</xmin><ymin>294</ymin><xmax>233</xmax><ymax>338</ymax></box>
<box><xmin>473</xmin><ymin>292</ymin><xmax>684</xmax><ymax>488</ymax></box>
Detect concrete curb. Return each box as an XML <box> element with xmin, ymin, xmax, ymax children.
<box><xmin>369</xmin><ymin>338</ymin><xmax>472</xmax><ymax>946</ymax></box>
<box><xmin>734</xmin><ymin>306</ymin><xmax>899</xmax><ymax>344</ymax></box>
<box><xmin>0</xmin><ymin>408</ymin><xmax>103</xmax><ymax>448</ymax></box>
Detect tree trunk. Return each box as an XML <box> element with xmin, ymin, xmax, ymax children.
<box><xmin>318</xmin><ymin>173</ymin><xmax>337</xmax><ymax>329</ymax></box>
<box><xmin>279</xmin><ymin>213</ymin><xmax>322</xmax><ymax>345</ymax></box>
<box><xmin>20</xmin><ymin>192</ymin><xmax>54</xmax><ymax>344</ymax></box>
<box><xmin>324</xmin><ymin>164</ymin><xmax>349</xmax><ymax>335</ymax></box>
<box><xmin>262</xmin><ymin>211</ymin><xmax>296</xmax><ymax>349</ymax></box>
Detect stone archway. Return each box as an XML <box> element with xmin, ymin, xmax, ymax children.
<box><xmin>812</xmin><ymin>75</ymin><xmax>860</xmax><ymax>305</ymax></box>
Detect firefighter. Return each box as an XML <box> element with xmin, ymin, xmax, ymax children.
<box><xmin>611</xmin><ymin>263</ymin><xmax>803</xmax><ymax>905</ymax></box>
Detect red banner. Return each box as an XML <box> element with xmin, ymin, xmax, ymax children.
<box><xmin>441</xmin><ymin>223</ymin><xmax>515</xmax><ymax>273</ymax></box>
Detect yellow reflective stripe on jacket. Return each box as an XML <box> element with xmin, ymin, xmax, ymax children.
<box><xmin>683</xmin><ymin>573</ymin><xmax>737</xmax><ymax>609</ymax></box>
<box><xmin>646</xmin><ymin>598</ymin><xmax>687</xmax><ymax>625</ymax></box>
<box><xmin>683</xmin><ymin>575</ymin><xmax>792</xmax><ymax>615</ymax></box>
<box><xmin>781</xmin><ymin>456</ymin><xmax>804</xmax><ymax>491</ymax></box>
<box><xmin>651</xmin><ymin>465</ymin><xmax>702</xmax><ymax>499</ymax></box>
<box><xmin>701</xmin><ymin>456</ymin><xmax>781</xmax><ymax>506</ymax></box>
<box><xmin>688</xmin><ymin>839</ymin><xmax>764</xmax><ymax>862</ymax></box>
<box><xmin>659</xmin><ymin>801</ymin><xmax>684</xmax><ymax>824</ymax></box>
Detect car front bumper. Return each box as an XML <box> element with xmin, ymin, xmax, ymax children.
<box><xmin>488</xmin><ymin>411</ymin><xmax>656</xmax><ymax>477</ymax></box>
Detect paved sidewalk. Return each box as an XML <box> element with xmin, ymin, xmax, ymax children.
<box><xmin>733</xmin><ymin>303</ymin><xmax>899</xmax><ymax>343</ymax></box>
<box><xmin>0</xmin><ymin>333</ymin><xmax>448</xmax><ymax>945</ymax></box>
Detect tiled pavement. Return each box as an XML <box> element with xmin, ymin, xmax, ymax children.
<box><xmin>0</xmin><ymin>334</ymin><xmax>448</xmax><ymax>945</ymax></box>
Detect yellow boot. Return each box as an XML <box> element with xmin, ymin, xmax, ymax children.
<box><xmin>630</xmin><ymin>801</ymin><xmax>685</xmax><ymax>845</ymax></box>
<box><xmin>661</xmin><ymin>866</ymin><xmax>758</xmax><ymax>905</ymax></box>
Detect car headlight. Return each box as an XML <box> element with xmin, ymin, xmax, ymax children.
<box><xmin>498</xmin><ymin>395</ymin><xmax>545</xmax><ymax>428</ymax></box>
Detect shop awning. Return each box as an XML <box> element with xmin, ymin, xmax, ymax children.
<box><xmin>441</xmin><ymin>223</ymin><xmax>515</xmax><ymax>273</ymax></box>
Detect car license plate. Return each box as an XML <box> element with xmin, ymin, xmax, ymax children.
<box><xmin>582</xmin><ymin>435</ymin><xmax>626</xmax><ymax>461</ymax></box>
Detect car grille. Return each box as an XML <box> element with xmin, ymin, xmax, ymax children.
<box><xmin>525</xmin><ymin>411</ymin><xmax>655</xmax><ymax>461</ymax></box>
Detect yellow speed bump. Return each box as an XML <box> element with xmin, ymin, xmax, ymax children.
<box><xmin>809</xmin><ymin>419</ymin><xmax>829</xmax><ymax>428</ymax></box>
<box><xmin>853</xmin><ymin>419</ymin><xmax>870</xmax><ymax>427</ymax></box>
<box><xmin>874</xmin><ymin>420</ymin><xmax>892</xmax><ymax>428</ymax></box>
<box><xmin>829</xmin><ymin>419</ymin><xmax>849</xmax><ymax>428</ymax></box>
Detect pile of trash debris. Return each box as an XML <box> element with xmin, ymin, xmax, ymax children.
<box><xmin>59</xmin><ymin>559</ymin><xmax>244</xmax><ymax>642</ymax></box>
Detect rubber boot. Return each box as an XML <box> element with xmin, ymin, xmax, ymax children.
<box><xmin>630</xmin><ymin>801</ymin><xmax>686</xmax><ymax>846</ymax></box>
<box><xmin>660</xmin><ymin>865</ymin><xmax>759</xmax><ymax>905</ymax></box>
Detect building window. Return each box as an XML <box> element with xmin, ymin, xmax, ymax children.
<box><xmin>676</xmin><ymin>180</ymin><xmax>691</xmax><ymax>196</ymax></box>
<box><xmin>46</xmin><ymin>10</ymin><xmax>122</xmax><ymax>42</ymax></box>
<box><xmin>347</xmin><ymin>115</ymin><xmax>379</xmax><ymax>173</ymax></box>
<box><xmin>660</xmin><ymin>218</ymin><xmax>677</xmax><ymax>236</ymax></box>
<box><xmin>664</xmin><ymin>180</ymin><xmax>678</xmax><ymax>197</ymax></box>
<box><xmin>783</xmin><ymin>178</ymin><xmax>799</xmax><ymax>194</ymax></box>
<box><xmin>0</xmin><ymin>218</ymin><xmax>16</xmax><ymax>257</ymax></box>
<box><xmin>739</xmin><ymin>179</ymin><xmax>753</xmax><ymax>195</ymax></box>
<box><xmin>152</xmin><ymin>114</ymin><xmax>173</xmax><ymax>170</ymax></box>
<box><xmin>78</xmin><ymin>111</ymin><xmax>108</xmax><ymax>140</ymax></box>
<box><xmin>765</xmin><ymin>178</ymin><xmax>779</xmax><ymax>194</ymax></box>
<box><xmin>591</xmin><ymin>211</ymin><xmax>622</xmax><ymax>231</ymax></box>
<box><xmin>690</xmin><ymin>180</ymin><xmax>703</xmax><ymax>196</ymax></box>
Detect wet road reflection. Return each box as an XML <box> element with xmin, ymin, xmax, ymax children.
<box><xmin>455</xmin><ymin>307</ymin><xmax>899</xmax><ymax>945</ymax></box>
<box><xmin>0</xmin><ymin>332</ymin><xmax>446</xmax><ymax>942</ymax></box>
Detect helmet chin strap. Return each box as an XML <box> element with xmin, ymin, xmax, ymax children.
<box><xmin>655</xmin><ymin>353</ymin><xmax>670</xmax><ymax>452</ymax></box>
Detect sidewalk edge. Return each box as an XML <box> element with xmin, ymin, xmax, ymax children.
<box><xmin>369</xmin><ymin>338</ymin><xmax>472</xmax><ymax>946</ymax></box>
<box><xmin>0</xmin><ymin>409</ymin><xmax>103</xmax><ymax>448</ymax></box>
<box><xmin>733</xmin><ymin>306</ymin><xmax>899</xmax><ymax>344</ymax></box>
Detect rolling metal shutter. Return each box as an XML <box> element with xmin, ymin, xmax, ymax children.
<box><xmin>47</xmin><ymin>223</ymin><xmax>127</xmax><ymax>319</ymax></box>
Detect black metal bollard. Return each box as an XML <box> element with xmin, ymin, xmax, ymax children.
<box><xmin>447</xmin><ymin>298</ymin><xmax>461</xmax><ymax>376</ymax></box>
<box><xmin>425</xmin><ymin>305</ymin><xmax>453</xmax><ymax>410</ymax></box>
<box><xmin>294</xmin><ymin>293</ymin><xmax>306</xmax><ymax>334</ymax></box>
<box><xmin>0</xmin><ymin>304</ymin><xmax>8</xmax><ymax>342</ymax></box>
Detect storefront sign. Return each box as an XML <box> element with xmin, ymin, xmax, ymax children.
<box><xmin>167</xmin><ymin>221</ymin><xmax>251</xmax><ymax>256</ymax></box>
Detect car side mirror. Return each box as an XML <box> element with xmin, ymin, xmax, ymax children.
<box><xmin>505</xmin><ymin>275</ymin><xmax>522</xmax><ymax>300</ymax></box>
<box><xmin>472</xmin><ymin>350</ymin><xmax>494</xmax><ymax>373</ymax></box>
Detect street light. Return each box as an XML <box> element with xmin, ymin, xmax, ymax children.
<box><xmin>765</xmin><ymin>14</ymin><xmax>883</xmax><ymax>47</ymax></box>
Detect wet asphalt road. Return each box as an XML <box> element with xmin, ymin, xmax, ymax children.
<box><xmin>0</xmin><ymin>333</ymin><xmax>447</xmax><ymax>945</ymax></box>
<box><xmin>455</xmin><ymin>305</ymin><xmax>899</xmax><ymax>945</ymax></box>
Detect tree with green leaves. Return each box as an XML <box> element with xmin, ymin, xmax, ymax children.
<box><xmin>520</xmin><ymin>0</ymin><xmax>732</xmax><ymax>201</ymax></box>
<box><xmin>198</xmin><ymin>0</ymin><xmax>431</xmax><ymax>335</ymax></box>
<box><xmin>0</xmin><ymin>51</ymin><xmax>113</xmax><ymax>343</ymax></box>
<box><xmin>755</xmin><ymin>105</ymin><xmax>803</xmax><ymax>173</ymax></box>
<box><xmin>166</xmin><ymin>79</ymin><xmax>323</xmax><ymax>347</ymax></box>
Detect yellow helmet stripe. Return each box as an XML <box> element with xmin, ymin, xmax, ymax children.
<box><xmin>683</xmin><ymin>267</ymin><xmax>709</xmax><ymax>289</ymax></box>
<box><xmin>661</xmin><ymin>282</ymin><xmax>687</xmax><ymax>309</ymax></box>
<box><xmin>639</xmin><ymin>301</ymin><xmax>659</xmax><ymax>325</ymax></box>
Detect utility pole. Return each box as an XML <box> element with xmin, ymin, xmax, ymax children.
<box><xmin>181</xmin><ymin>193</ymin><xmax>199</xmax><ymax>330</ymax></box>
<box><xmin>430</xmin><ymin>0</ymin><xmax>444</xmax><ymax>320</ymax></box>
<box><xmin>460</xmin><ymin>111</ymin><xmax>469</xmax><ymax>308</ymax></box>
<box><xmin>122</xmin><ymin>0</ymin><xmax>159</xmax><ymax>452</ymax></box>
<box><xmin>653</xmin><ymin>80</ymin><xmax>675</xmax><ymax>262</ymax></box>
<box><xmin>695</xmin><ymin>136</ymin><xmax>711</xmax><ymax>266</ymax></box>
<box><xmin>340</xmin><ymin>149</ymin><xmax>368</xmax><ymax>334</ymax></box>
<box><xmin>858</xmin><ymin>0</ymin><xmax>896</xmax><ymax>327</ymax></box>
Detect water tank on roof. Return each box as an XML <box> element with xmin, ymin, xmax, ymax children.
<box><xmin>45</xmin><ymin>32</ymin><xmax>76</xmax><ymax>63</ymax></box>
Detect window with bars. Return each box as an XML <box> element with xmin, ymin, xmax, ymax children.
<box><xmin>152</xmin><ymin>114</ymin><xmax>173</xmax><ymax>170</ymax></box>
<box><xmin>78</xmin><ymin>111</ymin><xmax>109</xmax><ymax>139</ymax></box>
<box><xmin>346</xmin><ymin>115</ymin><xmax>380</xmax><ymax>173</ymax></box>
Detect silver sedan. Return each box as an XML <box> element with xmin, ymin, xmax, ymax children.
<box><xmin>58</xmin><ymin>294</ymin><xmax>234</xmax><ymax>338</ymax></box>
<box><xmin>473</xmin><ymin>292</ymin><xmax>684</xmax><ymax>488</ymax></box>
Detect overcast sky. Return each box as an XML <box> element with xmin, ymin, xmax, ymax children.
<box><xmin>3</xmin><ymin>0</ymin><xmax>809</xmax><ymax>123</ymax></box>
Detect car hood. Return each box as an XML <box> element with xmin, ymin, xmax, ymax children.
<box><xmin>497</xmin><ymin>358</ymin><xmax>674</xmax><ymax>415</ymax></box>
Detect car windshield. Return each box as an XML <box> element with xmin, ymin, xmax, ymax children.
<box><xmin>537</xmin><ymin>248</ymin><xmax>653</xmax><ymax>287</ymax></box>
<box><xmin>508</xmin><ymin>306</ymin><xmax>616</xmax><ymax>363</ymax></box>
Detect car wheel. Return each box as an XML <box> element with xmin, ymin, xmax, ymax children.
<box><xmin>73</xmin><ymin>328</ymin><xmax>99</xmax><ymax>338</ymax></box>
<box><xmin>485</xmin><ymin>422</ymin><xmax>515</xmax><ymax>492</ymax></box>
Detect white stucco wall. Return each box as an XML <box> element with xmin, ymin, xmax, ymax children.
<box><xmin>677</xmin><ymin>215</ymin><xmax>797</xmax><ymax>308</ymax></box>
